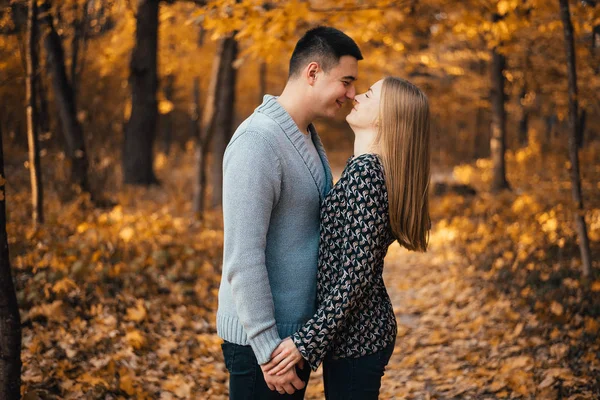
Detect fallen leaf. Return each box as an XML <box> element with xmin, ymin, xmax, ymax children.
<box><xmin>550</xmin><ymin>301</ymin><xmax>564</xmax><ymax>316</ymax></box>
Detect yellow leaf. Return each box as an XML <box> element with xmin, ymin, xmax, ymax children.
<box><xmin>158</xmin><ymin>99</ymin><xmax>174</xmax><ymax>114</ymax></box>
<box><xmin>119</xmin><ymin>227</ymin><xmax>135</xmax><ymax>242</ymax></box>
<box><xmin>126</xmin><ymin>301</ymin><xmax>147</xmax><ymax>323</ymax></box>
<box><xmin>119</xmin><ymin>367</ymin><xmax>136</xmax><ymax>396</ymax></box>
<box><xmin>126</xmin><ymin>329</ymin><xmax>147</xmax><ymax>350</ymax></box>
<box><xmin>77</xmin><ymin>372</ymin><xmax>108</xmax><ymax>388</ymax></box>
<box><xmin>585</xmin><ymin>318</ymin><xmax>599</xmax><ymax>335</ymax></box>
<box><xmin>550</xmin><ymin>301</ymin><xmax>564</xmax><ymax>316</ymax></box>
<box><xmin>550</xmin><ymin>343</ymin><xmax>569</xmax><ymax>359</ymax></box>
<box><xmin>52</xmin><ymin>278</ymin><xmax>78</xmax><ymax>295</ymax></box>
<box><xmin>162</xmin><ymin>375</ymin><xmax>193</xmax><ymax>398</ymax></box>
<box><xmin>76</xmin><ymin>223</ymin><xmax>89</xmax><ymax>233</ymax></box>
<box><xmin>0</xmin><ymin>174</ymin><xmax>5</xmax><ymax>186</ymax></box>
<box><xmin>591</xmin><ymin>281</ymin><xmax>600</xmax><ymax>292</ymax></box>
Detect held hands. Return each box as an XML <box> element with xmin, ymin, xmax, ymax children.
<box><xmin>263</xmin><ymin>338</ymin><xmax>305</xmax><ymax>376</ymax></box>
<box><xmin>260</xmin><ymin>338</ymin><xmax>306</xmax><ymax>395</ymax></box>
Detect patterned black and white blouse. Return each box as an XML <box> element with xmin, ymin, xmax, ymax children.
<box><xmin>291</xmin><ymin>153</ymin><xmax>397</xmax><ymax>370</ymax></box>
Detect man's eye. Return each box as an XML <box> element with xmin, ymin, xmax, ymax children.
<box><xmin>342</xmin><ymin>81</ymin><xmax>350</xmax><ymax>86</ymax></box>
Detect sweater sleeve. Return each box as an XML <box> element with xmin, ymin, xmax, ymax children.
<box><xmin>291</xmin><ymin>162</ymin><xmax>385</xmax><ymax>370</ymax></box>
<box><xmin>222</xmin><ymin>131</ymin><xmax>283</xmax><ymax>364</ymax></box>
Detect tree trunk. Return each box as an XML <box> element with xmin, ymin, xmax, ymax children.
<box><xmin>39</xmin><ymin>0</ymin><xmax>90</xmax><ymax>194</ymax></box>
<box><xmin>70</xmin><ymin>0</ymin><xmax>89</xmax><ymax>104</ymax></box>
<box><xmin>545</xmin><ymin>112</ymin><xmax>556</xmax><ymax>145</ymax></box>
<box><xmin>592</xmin><ymin>24</ymin><xmax>599</xmax><ymax>74</ymax></box>
<box><xmin>489</xmin><ymin>41</ymin><xmax>510</xmax><ymax>192</ymax></box>
<box><xmin>518</xmin><ymin>85</ymin><xmax>529</xmax><ymax>147</ymax></box>
<box><xmin>193</xmin><ymin>38</ymin><xmax>227</xmax><ymax>216</ymax></box>
<box><xmin>37</xmin><ymin>74</ymin><xmax>50</xmax><ymax>136</ymax></box>
<box><xmin>473</xmin><ymin>60</ymin><xmax>488</xmax><ymax>159</ymax></box>
<box><xmin>27</xmin><ymin>0</ymin><xmax>43</xmax><ymax>225</ymax></box>
<box><xmin>0</xmin><ymin>126</ymin><xmax>22</xmax><ymax>400</ymax></box>
<box><xmin>577</xmin><ymin>109</ymin><xmax>586</xmax><ymax>149</ymax></box>
<box><xmin>473</xmin><ymin>107</ymin><xmax>486</xmax><ymax>158</ymax></box>
<box><xmin>123</xmin><ymin>0</ymin><xmax>159</xmax><ymax>185</ymax></box>
<box><xmin>189</xmin><ymin>77</ymin><xmax>200</xmax><ymax>142</ymax></box>
<box><xmin>559</xmin><ymin>0</ymin><xmax>592</xmax><ymax>277</ymax></box>
<box><xmin>160</xmin><ymin>74</ymin><xmax>175</xmax><ymax>155</ymax></box>
<box><xmin>210</xmin><ymin>36</ymin><xmax>238</xmax><ymax>209</ymax></box>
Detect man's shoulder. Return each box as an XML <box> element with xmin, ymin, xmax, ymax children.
<box><xmin>230</xmin><ymin>111</ymin><xmax>282</xmax><ymax>145</ymax></box>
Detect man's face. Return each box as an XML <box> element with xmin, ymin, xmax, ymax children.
<box><xmin>312</xmin><ymin>55</ymin><xmax>359</xmax><ymax>119</ymax></box>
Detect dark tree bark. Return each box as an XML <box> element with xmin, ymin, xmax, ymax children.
<box><xmin>577</xmin><ymin>109</ymin><xmax>586</xmax><ymax>149</ymax></box>
<box><xmin>27</xmin><ymin>0</ymin><xmax>43</xmax><ymax>225</ymax></box>
<box><xmin>70</xmin><ymin>0</ymin><xmax>89</xmax><ymax>104</ymax></box>
<box><xmin>37</xmin><ymin>74</ymin><xmax>51</xmax><ymax>136</ymax></box>
<box><xmin>210</xmin><ymin>36</ymin><xmax>238</xmax><ymax>209</ymax></box>
<box><xmin>123</xmin><ymin>0</ymin><xmax>160</xmax><ymax>185</ymax></box>
<box><xmin>39</xmin><ymin>0</ymin><xmax>91</xmax><ymax>194</ymax></box>
<box><xmin>545</xmin><ymin>111</ymin><xmax>557</xmax><ymax>144</ymax></box>
<box><xmin>189</xmin><ymin>77</ymin><xmax>200</xmax><ymax>143</ymax></box>
<box><xmin>193</xmin><ymin>38</ymin><xmax>227</xmax><ymax>216</ymax></box>
<box><xmin>518</xmin><ymin>85</ymin><xmax>529</xmax><ymax>147</ymax></box>
<box><xmin>559</xmin><ymin>0</ymin><xmax>593</xmax><ymax>277</ymax></box>
<box><xmin>489</xmin><ymin>22</ymin><xmax>510</xmax><ymax>192</ymax></box>
<box><xmin>0</xmin><ymin>126</ymin><xmax>22</xmax><ymax>400</ymax></box>
<box><xmin>473</xmin><ymin>60</ymin><xmax>488</xmax><ymax>159</ymax></box>
<box><xmin>592</xmin><ymin>24</ymin><xmax>599</xmax><ymax>74</ymax></box>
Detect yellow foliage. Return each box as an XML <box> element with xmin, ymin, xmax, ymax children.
<box><xmin>125</xmin><ymin>300</ymin><xmax>147</xmax><ymax>323</ymax></box>
<box><xmin>125</xmin><ymin>329</ymin><xmax>147</xmax><ymax>350</ymax></box>
<box><xmin>52</xmin><ymin>278</ymin><xmax>78</xmax><ymax>295</ymax></box>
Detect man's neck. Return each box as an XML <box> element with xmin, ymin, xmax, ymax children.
<box><xmin>277</xmin><ymin>84</ymin><xmax>314</xmax><ymax>135</ymax></box>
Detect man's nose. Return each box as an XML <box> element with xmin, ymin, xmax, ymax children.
<box><xmin>346</xmin><ymin>85</ymin><xmax>356</xmax><ymax>100</ymax></box>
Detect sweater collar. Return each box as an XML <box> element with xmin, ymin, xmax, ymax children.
<box><xmin>257</xmin><ymin>95</ymin><xmax>333</xmax><ymax>199</ymax></box>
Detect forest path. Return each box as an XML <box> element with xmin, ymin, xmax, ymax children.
<box><xmin>304</xmin><ymin>235</ymin><xmax>557</xmax><ymax>399</ymax></box>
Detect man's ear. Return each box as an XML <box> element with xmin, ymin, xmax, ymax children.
<box><xmin>305</xmin><ymin>62</ymin><xmax>320</xmax><ymax>86</ymax></box>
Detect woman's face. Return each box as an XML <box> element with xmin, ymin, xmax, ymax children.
<box><xmin>346</xmin><ymin>79</ymin><xmax>384</xmax><ymax>129</ymax></box>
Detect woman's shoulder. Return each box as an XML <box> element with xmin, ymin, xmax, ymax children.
<box><xmin>345</xmin><ymin>153</ymin><xmax>385</xmax><ymax>181</ymax></box>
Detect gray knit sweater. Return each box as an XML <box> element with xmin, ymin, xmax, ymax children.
<box><xmin>217</xmin><ymin>95</ymin><xmax>333</xmax><ymax>364</ymax></box>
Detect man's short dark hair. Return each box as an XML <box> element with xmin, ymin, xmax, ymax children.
<box><xmin>288</xmin><ymin>26</ymin><xmax>363</xmax><ymax>78</ymax></box>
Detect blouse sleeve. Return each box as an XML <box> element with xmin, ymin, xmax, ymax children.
<box><xmin>291</xmin><ymin>161</ymin><xmax>387</xmax><ymax>370</ymax></box>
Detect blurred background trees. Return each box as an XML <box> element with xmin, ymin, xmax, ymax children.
<box><xmin>0</xmin><ymin>0</ymin><xmax>600</xmax><ymax>397</ymax></box>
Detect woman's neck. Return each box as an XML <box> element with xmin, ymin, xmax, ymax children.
<box><xmin>353</xmin><ymin>127</ymin><xmax>379</xmax><ymax>158</ymax></box>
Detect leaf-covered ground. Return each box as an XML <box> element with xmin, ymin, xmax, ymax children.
<box><xmin>7</xmin><ymin>142</ymin><xmax>600</xmax><ymax>399</ymax></box>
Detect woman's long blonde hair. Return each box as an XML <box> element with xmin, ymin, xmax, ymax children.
<box><xmin>377</xmin><ymin>77</ymin><xmax>431</xmax><ymax>252</ymax></box>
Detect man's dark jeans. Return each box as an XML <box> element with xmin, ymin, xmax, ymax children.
<box><xmin>222</xmin><ymin>341</ymin><xmax>311</xmax><ymax>399</ymax></box>
<box><xmin>322</xmin><ymin>340</ymin><xmax>395</xmax><ymax>400</ymax></box>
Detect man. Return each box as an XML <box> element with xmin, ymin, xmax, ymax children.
<box><xmin>217</xmin><ymin>26</ymin><xmax>362</xmax><ymax>398</ymax></box>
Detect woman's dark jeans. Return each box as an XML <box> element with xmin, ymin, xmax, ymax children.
<box><xmin>322</xmin><ymin>340</ymin><xmax>395</xmax><ymax>400</ymax></box>
<box><xmin>222</xmin><ymin>341</ymin><xmax>311</xmax><ymax>400</ymax></box>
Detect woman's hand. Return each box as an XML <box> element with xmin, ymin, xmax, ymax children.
<box><xmin>263</xmin><ymin>338</ymin><xmax>305</xmax><ymax>376</ymax></box>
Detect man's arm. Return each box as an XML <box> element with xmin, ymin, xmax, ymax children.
<box><xmin>222</xmin><ymin>131</ymin><xmax>282</xmax><ymax>364</ymax></box>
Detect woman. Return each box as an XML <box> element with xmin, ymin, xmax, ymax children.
<box><xmin>263</xmin><ymin>76</ymin><xmax>431</xmax><ymax>398</ymax></box>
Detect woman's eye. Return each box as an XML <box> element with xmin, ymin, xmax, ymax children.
<box><xmin>365</xmin><ymin>93</ymin><xmax>370</xmax><ymax>98</ymax></box>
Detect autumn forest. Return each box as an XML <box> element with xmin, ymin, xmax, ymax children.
<box><xmin>0</xmin><ymin>0</ymin><xmax>599</xmax><ymax>399</ymax></box>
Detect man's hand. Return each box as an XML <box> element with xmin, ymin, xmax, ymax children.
<box><xmin>260</xmin><ymin>362</ymin><xmax>305</xmax><ymax>395</ymax></box>
<box><xmin>262</xmin><ymin>338</ymin><xmax>305</xmax><ymax>376</ymax></box>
